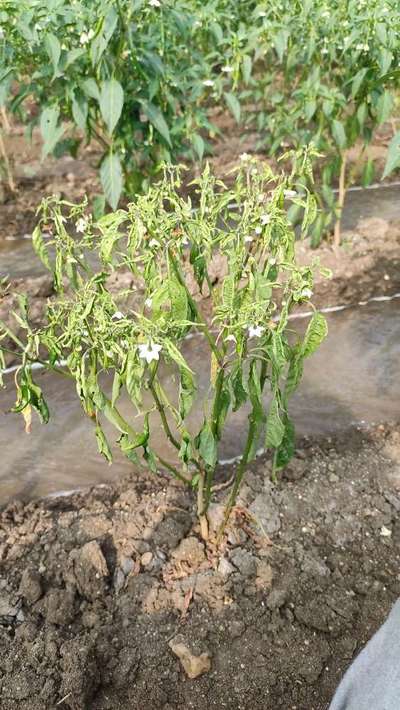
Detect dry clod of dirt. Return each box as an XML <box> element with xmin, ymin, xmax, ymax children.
<box><xmin>168</xmin><ymin>636</ymin><xmax>212</xmax><ymax>678</ymax></box>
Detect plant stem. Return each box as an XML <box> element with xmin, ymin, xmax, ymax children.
<box><xmin>148</xmin><ymin>379</ymin><xmax>180</xmax><ymax>450</ymax></box>
<box><xmin>217</xmin><ymin>414</ymin><xmax>257</xmax><ymax>543</ymax></box>
<box><xmin>197</xmin><ymin>468</ymin><xmax>209</xmax><ymax>540</ymax></box>
<box><xmin>271</xmin><ymin>448</ymin><xmax>279</xmax><ymax>482</ymax></box>
<box><xmin>333</xmin><ymin>150</ymin><xmax>348</xmax><ymax>249</ymax></box>
<box><xmin>155</xmin><ymin>453</ymin><xmax>191</xmax><ymax>484</ymax></box>
<box><xmin>204</xmin><ymin>367</ymin><xmax>224</xmax><ymax>509</ymax></box>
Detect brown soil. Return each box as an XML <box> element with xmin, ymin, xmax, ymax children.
<box><xmin>1</xmin><ymin>424</ymin><xmax>400</xmax><ymax>709</ymax></box>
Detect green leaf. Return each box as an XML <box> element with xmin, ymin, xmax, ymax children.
<box><xmin>164</xmin><ymin>339</ymin><xmax>193</xmax><ymax>374</ymax></box>
<box><xmin>111</xmin><ymin>371</ymin><xmax>122</xmax><ymax>407</ymax></box>
<box><xmin>351</xmin><ymin>68</ymin><xmax>368</xmax><ymax>98</ymax></box>
<box><xmin>242</xmin><ymin>55</ymin><xmax>252</xmax><ymax>84</ymax></box>
<box><xmin>301</xmin><ymin>312</ymin><xmax>328</xmax><ymax>358</ymax></box>
<box><xmin>81</xmin><ymin>78</ymin><xmax>100</xmax><ymax>101</ymax></box>
<box><xmin>198</xmin><ymin>422</ymin><xmax>217</xmax><ymax>467</ymax></box>
<box><xmin>72</xmin><ymin>94</ymin><xmax>88</xmax><ymax>131</ymax></box>
<box><xmin>140</xmin><ymin>101</ymin><xmax>172</xmax><ymax>147</ymax></box>
<box><xmin>95</xmin><ymin>423</ymin><xmax>113</xmax><ymax>463</ymax></box>
<box><xmin>362</xmin><ymin>158</ymin><xmax>375</xmax><ymax>187</ymax></box>
<box><xmin>32</xmin><ymin>226</ymin><xmax>51</xmax><ymax>271</ymax></box>
<box><xmin>192</xmin><ymin>133</ymin><xmax>205</xmax><ymax>160</ymax></box>
<box><xmin>376</xmin><ymin>90</ymin><xmax>393</xmax><ymax>125</ymax></box>
<box><xmin>275</xmin><ymin>417</ymin><xmax>296</xmax><ymax>469</ymax></box>
<box><xmin>44</xmin><ymin>33</ymin><xmax>61</xmax><ymax>77</ymax></box>
<box><xmin>383</xmin><ymin>132</ymin><xmax>400</xmax><ymax>179</ymax></box>
<box><xmin>231</xmin><ymin>367</ymin><xmax>247</xmax><ymax>412</ymax></box>
<box><xmin>265</xmin><ymin>395</ymin><xmax>285</xmax><ymax>448</ymax></box>
<box><xmin>179</xmin><ymin>368</ymin><xmax>196</xmax><ymax>419</ymax></box>
<box><xmin>224</xmin><ymin>92</ymin><xmax>241</xmax><ymax>123</ymax></box>
<box><xmin>100</xmin><ymin>151</ymin><xmax>123</xmax><ymax>209</ymax></box>
<box><xmin>99</xmin><ymin>79</ymin><xmax>124</xmax><ymax>135</ymax></box>
<box><xmin>40</xmin><ymin>106</ymin><xmax>64</xmax><ymax>158</ymax></box>
<box><xmin>379</xmin><ymin>48</ymin><xmax>393</xmax><ymax>76</ymax></box>
<box><xmin>331</xmin><ymin>120</ymin><xmax>347</xmax><ymax>150</ymax></box>
<box><xmin>274</xmin><ymin>29</ymin><xmax>289</xmax><ymax>62</ymax></box>
<box><xmin>168</xmin><ymin>278</ymin><xmax>188</xmax><ymax>321</ymax></box>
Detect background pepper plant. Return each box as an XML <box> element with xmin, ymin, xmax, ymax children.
<box><xmin>240</xmin><ymin>0</ymin><xmax>400</xmax><ymax>245</ymax></box>
<box><xmin>0</xmin><ymin>0</ymin><xmax>254</xmax><ymax>208</ymax></box>
<box><xmin>0</xmin><ymin>153</ymin><xmax>328</xmax><ymax>540</ymax></box>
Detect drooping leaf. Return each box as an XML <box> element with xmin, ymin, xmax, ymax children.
<box><xmin>40</xmin><ymin>106</ymin><xmax>64</xmax><ymax>158</ymax></box>
<box><xmin>376</xmin><ymin>90</ymin><xmax>393</xmax><ymax>125</ymax></box>
<box><xmin>44</xmin><ymin>33</ymin><xmax>61</xmax><ymax>77</ymax></box>
<box><xmin>100</xmin><ymin>151</ymin><xmax>123</xmax><ymax>209</ymax></box>
<box><xmin>383</xmin><ymin>131</ymin><xmax>400</xmax><ymax>179</ymax></box>
<box><xmin>231</xmin><ymin>367</ymin><xmax>247</xmax><ymax>412</ymax></box>
<box><xmin>32</xmin><ymin>226</ymin><xmax>51</xmax><ymax>271</ymax></box>
<box><xmin>95</xmin><ymin>423</ymin><xmax>113</xmax><ymax>462</ymax></box>
<box><xmin>301</xmin><ymin>312</ymin><xmax>328</xmax><ymax>358</ymax></box>
<box><xmin>72</xmin><ymin>94</ymin><xmax>88</xmax><ymax>131</ymax></box>
<box><xmin>275</xmin><ymin>417</ymin><xmax>296</xmax><ymax>469</ymax></box>
<box><xmin>198</xmin><ymin>422</ymin><xmax>217</xmax><ymax>467</ymax></box>
<box><xmin>265</xmin><ymin>394</ymin><xmax>285</xmax><ymax>448</ymax></box>
<box><xmin>224</xmin><ymin>92</ymin><xmax>241</xmax><ymax>123</ymax></box>
<box><xmin>192</xmin><ymin>133</ymin><xmax>205</xmax><ymax>161</ymax></box>
<box><xmin>140</xmin><ymin>101</ymin><xmax>172</xmax><ymax>147</ymax></box>
<box><xmin>331</xmin><ymin>119</ymin><xmax>347</xmax><ymax>150</ymax></box>
<box><xmin>179</xmin><ymin>368</ymin><xmax>196</xmax><ymax>419</ymax></box>
<box><xmin>99</xmin><ymin>79</ymin><xmax>124</xmax><ymax>135</ymax></box>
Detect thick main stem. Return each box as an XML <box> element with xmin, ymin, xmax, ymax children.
<box><xmin>217</xmin><ymin>415</ymin><xmax>257</xmax><ymax>543</ymax></box>
<box><xmin>333</xmin><ymin>150</ymin><xmax>348</xmax><ymax>249</ymax></box>
<box><xmin>197</xmin><ymin>469</ymin><xmax>209</xmax><ymax>540</ymax></box>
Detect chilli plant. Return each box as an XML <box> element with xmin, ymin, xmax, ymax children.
<box><xmin>0</xmin><ymin>0</ymin><xmax>256</xmax><ymax>207</ymax></box>
<box><xmin>239</xmin><ymin>0</ymin><xmax>400</xmax><ymax>245</ymax></box>
<box><xmin>0</xmin><ymin>154</ymin><xmax>328</xmax><ymax>540</ymax></box>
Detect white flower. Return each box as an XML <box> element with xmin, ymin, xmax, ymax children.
<box><xmin>76</xmin><ymin>217</ymin><xmax>88</xmax><ymax>233</ymax></box>
<box><xmin>269</xmin><ymin>257</ymin><xmax>277</xmax><ymax>265</ymax></box>
<box><xmin>79</xmin><ymin>29</ymin><xmax>94</xmax><ymax>45</ymax></box>
<box><xmin>225</xmin><ymin>334</ymin><xmax>236</xmax><ymax>343</ymax></box>
<box><xmin>138</xmin><ymin>342</ymin><xmax>162</xmax><ymax>364</ymax></box>
<box><xmin>149</xmin><ymin>238</ymin><xmax>159</xmax><ymax>248</ymax></box>
<box><xmin>258</xmin><ymin>11</ymin><xmax>267</xmax><ymax>17</ymax></box>
<box><xmin>240</xmin><ymin>152</ymin><xmax>251</xmax><ymax>161</ymax></box>
<box><xmin>301</xmin><ymin>288</ymin><xmax>313</xmax><ymax>299</ymax></box>
<box><xmin>149</xmin><ymin>0</ymin><xmax>161</xmax><ymax>5</ymax></box>
<box><xmin>145</xmin><ymin>298</ymin><xmax>153</xmax><ymax>308</ymax></box>
<box><xmin>260</xmin><ymin>214</ymin><xmax>270</xmax><ymax>225</ymax></box>
<box><xmin>321</xmin><ymin>48</ymin><xmax>329</xmax><ymax>55</ymax></box>
<box><xmin>112</xmin><ymin>311</ymin><xmax>124</xmax><ymax>320</ymax></box>
<box><xmin>255</xmin><ymin>226</ymin><xmax>262</xmax><ymax>235</ymax></box>
<box><xmin>248</xmin><ymin>324</ymin><xmax>264</xmax><ymax>338</ymax></box>
<box><xmin>244</xmin><ymin>235</ymin><xmax>253</xmax><ymax>243</ymax></box>
<box><xmin>283</xmin><ymin>189</ymin><xmax>297</xmax><ymax>198</ymax></box>
<box><xmin>181</xmin><ymin>235</ymin><xmax>189</xmax><ymax>245</ymax></box>
<box><xmin>203</xmin><ymin>79</ymin><xmax>214</xmax><ymax>87</ymax></box>
<box><xmin>221</xmin><ymin>65</ymin><xmax>234</xmax><ymax>73</ymax></box>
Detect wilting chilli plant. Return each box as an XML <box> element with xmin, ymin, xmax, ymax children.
<box><xmin>0</xmin><ymin>155</ymin><xmax>328</xmax><ymax>540</ymax></box>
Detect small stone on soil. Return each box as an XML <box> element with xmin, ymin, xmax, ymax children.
<box><xmin>168</xmin><ymin>637</ymin><xmax>211</xmax><ymax>678</ymax></box>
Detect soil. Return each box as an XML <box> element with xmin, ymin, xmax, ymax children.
<box><xmin>1</xmin><ymin>423</ymin><xmax>400</xmax><ymax>709</ymax></box>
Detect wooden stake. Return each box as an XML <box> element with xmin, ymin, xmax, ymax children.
<box><xmin>333</xmin><ymin>150</ymin><xmax>347</xmax><ymax>250</ymax></box>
